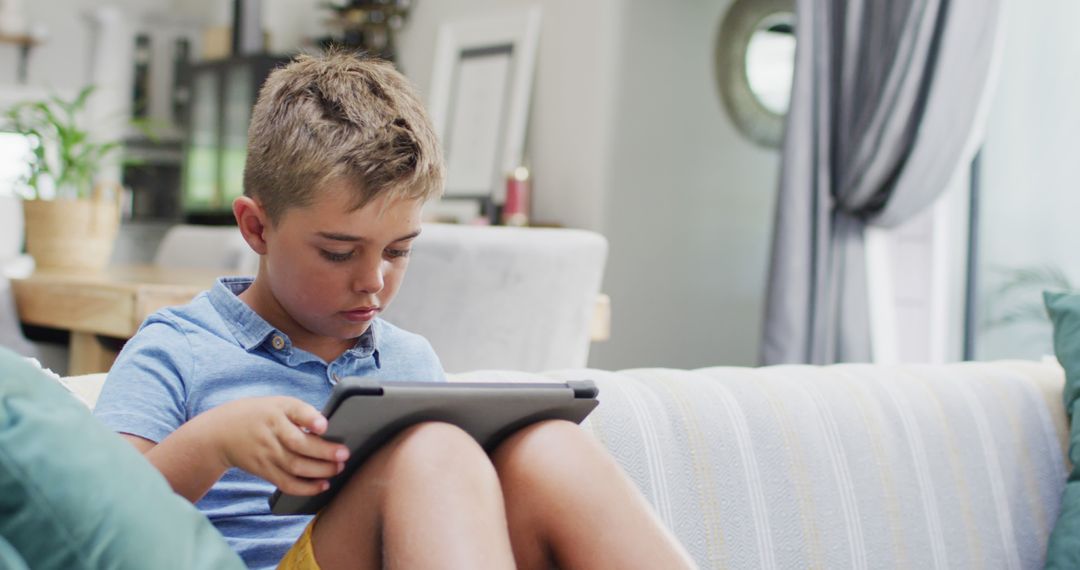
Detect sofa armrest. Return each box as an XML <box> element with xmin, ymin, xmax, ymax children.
<box><xmin>59</xmin><ymin>373</ymin><xmax>108</xmax><ymax>409</ymax></box>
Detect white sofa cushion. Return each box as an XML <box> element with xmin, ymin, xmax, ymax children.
<box><xmin>69</xmin><ymin>361</ymin><xmax>1068</xmax><ymax>568</ymax></box>
<box><xmin>382</xmin><ymin>223</ymin><xmax>608</xmax><ymax>373</ymax></box>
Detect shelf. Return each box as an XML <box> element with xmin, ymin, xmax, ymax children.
<box><xmin>0</xmin><ymin>33</ymin><xmax>38</xmax><ymax>47</ymax></box>
<box><xmin>0</xmin><ymin>33</ymin><xmax>42</xmax><ymax>84</ymax></box>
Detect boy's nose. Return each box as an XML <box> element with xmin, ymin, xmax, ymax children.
<box><xmin>351</xmin><ymin>258</ymin><xmax>385</xmax><ymax>295</ymax></box>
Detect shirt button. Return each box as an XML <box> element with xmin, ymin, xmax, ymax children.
<box><xmin>331</xmin><ymin>373</ymin><xmax>341</xmax><ymax>383</ymax></box>
<box><xmin>271</xmin><ymin>335</ymin><xmax>285</xmax><ymax>350</ymax></box>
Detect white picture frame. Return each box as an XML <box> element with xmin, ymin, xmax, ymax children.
<box><xmin>427</xmin><ymin>6</ymin><xmax>541</xmax><ymax>204</ymax></box>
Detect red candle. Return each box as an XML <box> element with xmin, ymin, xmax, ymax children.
<box><xmin>502</xmin><ymin>166</ymin><xmax>530</xmax><ymax>226</ymax></box>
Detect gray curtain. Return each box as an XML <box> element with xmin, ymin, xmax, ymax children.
<box><xmin>761</xmin><ymin>0</ymin><xmax>1002</xmax><ymax>365</ymax></box>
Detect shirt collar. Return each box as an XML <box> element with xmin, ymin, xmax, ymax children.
<box><xmin>207</xmin><ymin>277</ymin><xmax>380</xmax><ymax>364</ymax></box>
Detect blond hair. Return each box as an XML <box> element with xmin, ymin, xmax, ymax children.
<box><xmin>243</xmin><ymin>51</ymin><xmax>443</xmax><ymax>223</ymax></box>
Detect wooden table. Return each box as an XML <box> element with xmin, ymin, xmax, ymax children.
<box><xmin>12</xmin><ymin>265</ymin><xmax>228</xmax><ymax>375</ymax></box>
<box><xmin>12</xmin><ymin>266</ymin><xmax>613</xmax><ymax>375</ymax></box>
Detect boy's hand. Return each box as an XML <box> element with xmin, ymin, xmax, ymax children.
<box><xmin>202</xmin><ymin>397</ymin><xmax>350</xmax><ymax>496</ymax></box>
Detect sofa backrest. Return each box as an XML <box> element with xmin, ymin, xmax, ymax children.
<box><xmin>381</xmin><ymin>223</ymin><xmax>608</xmax><ymax>373</ymax></box>
<box><xmin>153</xmin><ymin>224</ymin><xmax>259</xmax><ymax>275</ymax></box>
<box><xmin>455</xmin><ymin>361</ymin><xmax>1069</xmax><ymax>569</ymax></box>
<box><xmin>151</xmin><ymin>222</ymin><xmax>608</xmax><ymax>374</ymax></box>
<box><xmin>66</xmin><ymin>360</ymin><xmax>1069</xmax><ymax>568</ymax></box>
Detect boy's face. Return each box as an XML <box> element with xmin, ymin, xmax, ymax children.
<box><xmin>252</xmin><ymin>180</ymin><xmax>423</xmax><ymax>345</ymax></box>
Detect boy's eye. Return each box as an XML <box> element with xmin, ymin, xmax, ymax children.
<box><xmin>385</xmin><ymin>248</ymin><xmax>411</xmax><ymax>259</ymax></box>
<box><xmin>320</xmin><ymin>249</ymin><xmax>355</xmax><ymax>263</ymax></box>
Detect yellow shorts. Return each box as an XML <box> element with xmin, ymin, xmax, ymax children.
<box><xmin>277</xmin><ymin>518</ymin><xmax>320</xmax><ymax>570</ymax></box>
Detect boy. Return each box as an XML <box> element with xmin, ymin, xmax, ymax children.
<box><xmin>94</xmin><ymin>52</ymin><xmax>694</xmax><ymax>570</ymax></box>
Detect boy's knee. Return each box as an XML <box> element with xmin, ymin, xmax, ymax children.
<box><xmin>389</xmin><ymin>421</ymin><xmax>496</xmax><ymax>481</ymax></box>
<box><xmin>336</xmin><ymin>422</ymin><xmax>501</xmax><ymax>510</ymax></box>
<box><xmin>492</xmin><ymin>420</ymin><xmax>595</xmax><ymax>482</ymax></box>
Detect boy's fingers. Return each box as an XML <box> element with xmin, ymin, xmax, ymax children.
<box><xmin>281</xmin><ymin>428</ymin><xmax>350</xmax><ymax>463</ymax></box>
<box><xmin>276</xmin><ymin>452</ymin><xmax>344</xmax><ymax>480</ymax></box>
<box><xmin>283</xmin><ymin>399</ymin><xmax>328</xmax><ymax>434</ymax></box>
<box><xmin>267</xmin><ymin>464</ymin><xmax>330</xmax><ymax>497</ymax></box>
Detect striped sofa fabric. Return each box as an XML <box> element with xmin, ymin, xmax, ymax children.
<box><xmin>70</xmin><ymin>361</ymin><xmax>1068</xmax><ymax>569</ymax></box>
<box><xmin>457</xmin><ymin>361</ymin><xmax>1070</xmax><ymax>570</ymax></box>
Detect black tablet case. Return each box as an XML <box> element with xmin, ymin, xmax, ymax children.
<box><xmin>269</xmin><ymin>378</ymin><xmax>598</xmax><ymax>515</ymax></box>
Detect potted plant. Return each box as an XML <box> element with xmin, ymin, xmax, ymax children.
<box><xmin>3</xmin><ymin>86</ymin><xmax>122</xmax><ymax>271</ymax></box>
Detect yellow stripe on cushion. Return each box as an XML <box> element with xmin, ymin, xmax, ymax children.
<box><xmin>656</xmin><ymin>375</ymin><xmax>729</xmax><ymax>569</ymax></box>
<box><xmin>756</xmin><ymin>369</ymin><xmax>827</xmax><ymax>570</ymax></box>
<box><xmin>902</xmin><ymin>369</ymin><xmax>985</xmax><ymax>569</ymax></box>
<box><xmin>835</xmin><ymin>368</ymin><xmax>912</xmax><ymax>570</ymax></box>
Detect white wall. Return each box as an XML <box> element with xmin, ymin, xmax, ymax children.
<box><xmin>976</xmin><ymin>0</ymin><xmax>1080</xmax><ymax>360</ymax></box>
<box><xmin>0</xmin><ymin>0</ymin><xmax>171</xmax><ymax>88</ymax></box>
<box><xmin>585</xmin><ymin>0</ymin><xmax>779</xmax><ymax>369</ymax></box>
<box><xmin>396</xmin><ymin>0</ymin><xmax>621</xmax><ymax>233</ymax></box>
<box><xmin>399</xmin><ymin>0</ymin><xmax>780</xmax><ymax>369</ymax></box>
<box><xmin>2</xmin><ymin>0</ymin><xmax>781</xmax><ymax>371</ymax></box>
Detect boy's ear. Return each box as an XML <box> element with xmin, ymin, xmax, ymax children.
<box><xmin>233</xmin><ymin>196</ymin><xmax>270</xmax><ymax>255</ymax></box>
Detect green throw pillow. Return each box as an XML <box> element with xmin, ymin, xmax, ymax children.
<box><xmin>1044</xmin><ymin>291</ymin><xmax>1080</xmax><ymax>568</ymax></box>
<box><xmin>0</xmin><ymin>348</ymin><xmax>244</xmax><ymax>570</ymax></box>
<box><xmin>0</xmin><ymin>534</ymin><xmax>29</xmax><ymax>570</ymax></box>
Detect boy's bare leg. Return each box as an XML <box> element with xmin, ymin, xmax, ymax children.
<box><xmin>492</xmin><ymin>420</ymin><xmax>698</xmax><ymax>570</ymax></box>
<box><xmin>310</xmin><ymin>422</ymin><xmax>516</xmax><ymax>570</ymax></box>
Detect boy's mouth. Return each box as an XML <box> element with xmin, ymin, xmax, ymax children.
<box><xmin>341</xmin><ymin>306</ymin><xmax>381</xmax><ymax>322</ymax></box>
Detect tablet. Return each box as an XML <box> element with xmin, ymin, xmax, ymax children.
<box><xmin>269</xmin><ymin>378</ymin><xmax>599</xmax><ymax>515</ymax></box>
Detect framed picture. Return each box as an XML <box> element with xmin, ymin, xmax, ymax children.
<box><xmin>428</xmin><ymin>6</ymin><xmax>541</xmax><ymax>205</ymax></box>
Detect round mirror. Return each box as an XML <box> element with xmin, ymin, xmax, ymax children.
<box><xmin>715</xmin><ymin>0</ymin><xmax>796</xmax><ymax>148</ymax></box>
<box><xmin>745</xmin><ymin>14</ymin><xmax>796</xmax><ymax>115</ymax></box>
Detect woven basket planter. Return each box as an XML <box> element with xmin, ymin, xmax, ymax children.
<box><xmin>23</xmin><ymin>195</ymin><xmax>119</xmax><ymax>271</ymax></box>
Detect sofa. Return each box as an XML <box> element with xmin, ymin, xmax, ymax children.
<box><xmin>142</xmin><ymin>222</ymin><xmax>609</xmax><ymax>375</ymax></box>
<box><xmin>382</xmin><ymin>223</ymin><xmax>608</xmax><ymax>373</ymax></box>
<box><xmin>54</xmin><ymin>358</ymin><xmax>1067</xmax><ymax>569</ymax></box>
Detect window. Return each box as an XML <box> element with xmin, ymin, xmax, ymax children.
<box><xmin>0</xmin><ymin>132</ymin><xmax>32</xmax><ymax>197</ymax></box>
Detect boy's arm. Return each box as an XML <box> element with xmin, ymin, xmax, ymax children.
<box><xmin>121</xmin><ymin>397</ymin><xmax>350</xmax><ymax>503</ymax></box>
<box><xmin>96</xmin><ymin>316</ymin><xmax>348</xmax><ymax>502</ymax></box>
<box><xmin>120</xmin><ymin>423</ymin><xmax>229</xmax><ymax>504</ymax></box>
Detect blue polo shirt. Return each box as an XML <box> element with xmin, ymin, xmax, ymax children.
<box><xmin>94</xmin><ymin>277</ymin><xmax>446</xmax><ymax>569</ymax></box>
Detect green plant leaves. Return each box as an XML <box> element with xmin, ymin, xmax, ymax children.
<box><xmin>982</xmin><ymin>264</ymin><xmax>1076</xmax><ymax>331</ymax></box>
<box><xmin>1</xmin><ymin>85</ymin><xmax>120</xmax><ymax>199</ymax></box>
